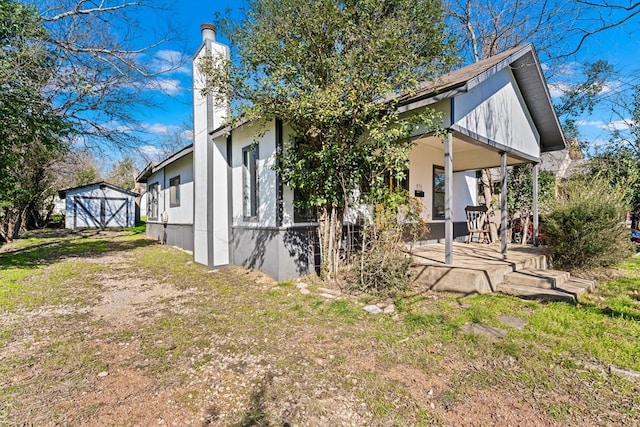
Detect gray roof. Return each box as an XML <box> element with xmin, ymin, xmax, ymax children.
<box><xmin>58</xmin><ymin>181</ymin><xmax>139</xmax><ymax>199</ymax></box>
<box><xmin>136</xmin><ymin>144</ymin><xmax>193</xmax><ymax>183</ymax></box>
<box><xmin>398</xmin><ymin>44</ymin><xmax>565</xmax><ymax>153</ymax></box>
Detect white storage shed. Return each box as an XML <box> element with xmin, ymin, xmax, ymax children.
<box><xmin>58</xmin><ymin>181</ymin><xmax>139</xmax><ymax>229</ymax></box>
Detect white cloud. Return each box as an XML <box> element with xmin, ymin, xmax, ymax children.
<box><xmin>137</xmin><ymin>145</ymin><xmax>164</xmax><ymax>158</ymax></box>
<box><xmin>180</xmin><ymin>129</ymin><xmax>193</xmax><ymax>140</ymax></box>
<box><xmin>147</xmin><ymin>78</ymin><xmax>183</xmax><ymax>95</ymax></box>
<box><xmin>599</xmin><ymin>80</ymin><xmax>623</xmax><ymax>95</ymax></box>
<box><xmin>576</xmin><ymin>119</ymin><xmax>634</xmax><ymax>131</ymax></box>
<box><xmin>605</xmin><ymin>120</ymin><xmax>633</xmax><ymax>131</ymax></box>
<box><xmin>548</xmin><ymin>82</ymin><xmax>569</xmax><ymax>98</ymax></box>
<box><xmin>150</xmin><ymin>49</ymin><xmax>191</xmax><ymax>75</ymax></box>
<box><xmin>140</xmin><ymin>123</ymin><xmax>180</xmax><ymax>135</ymax></box>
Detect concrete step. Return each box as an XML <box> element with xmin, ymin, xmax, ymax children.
<box><xmin>513</xmin><ymin>255</ymin><xmax>548</xmax><ymax>271</ymax></box>
<box><xmin>502</xmin><ymin>269</ymin><xmax>571</xmax><ymax>289</ymax></box>
<box><xmin>496</xmin><ymin>283</ymin><xmax>578</xmax><ymax>303</ymax></box>
<box><xmin>497</xmin><ymin>277</ymin><xmax>595</xmax><ymax>303</ymax></box>
<box><xmin>559</xmin><ymin>277</ymin><xmax>596</xmax><ymax>294</ymax></box>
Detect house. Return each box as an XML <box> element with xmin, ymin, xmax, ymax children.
<box><xmin>58</xmin><ymin>181</ymin><xmax>139</xmax><ymax>229</ymax></box>
<box><xmin>138</xmin><ymin>24</ymin><xmax>565</xmax><ymax>280</ymax></box>
<box><xmin>136</xmin><ymin>145</ymin><xmax>194</xmax><ymax>251</ymax></box>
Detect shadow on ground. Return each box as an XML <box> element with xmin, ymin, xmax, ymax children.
<box><xmin>0</xmin><ymin>230</ymin><xmax>156</xmax><ymax>271</ymax></box>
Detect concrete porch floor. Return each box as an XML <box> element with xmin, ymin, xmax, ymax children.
<box><xmin>411</xmin><ymin>242</ymin><xmax>547</xmax><ymax>295</ymax></box>
<box><xmin>410</xmin><ymin>242</ymin><xmax>596</xmax><ymax>302</ymax></box>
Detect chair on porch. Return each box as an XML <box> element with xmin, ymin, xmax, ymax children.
<box><xmin>465</xmin><ymin>205</ymin><xmax>491</xmax><ymax>244</ymax></box>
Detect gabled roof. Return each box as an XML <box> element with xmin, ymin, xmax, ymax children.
<box><xmin>136</xmin><ymin>144</ymin><xmax>193</xmax><ymax>183</ymax></box>
<box><xmin>397</xmin><ymin>44</ymin><xmax>565</xmax><ymax>152</ymax></box>
<box><xmin>58</xmin><ymin>181</ymin><xmax>139</xmax><ymax>199</ymax></box>
<box><xmin>208</xmin><ymin>44</ymin><xmax>565</xmax><ymax>153</ymax></box>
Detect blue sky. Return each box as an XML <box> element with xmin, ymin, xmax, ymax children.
<box><xmin>130</xmin><ymin>1</ymin><xmax>639</xmax><ymax>162</ymax></box>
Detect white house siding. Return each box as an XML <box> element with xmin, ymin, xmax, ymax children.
<box><xmin>146</xmin><ymin>152</ymin><xmax>195</xmax><ymax>251</ymax></box>
<box><xmin>63</xmin><ymin>184</ymin><xmax>136</xmax><ymax>229</ymax></box>
<box><xmin>228</xmin><ymin>121</ymin><xmax>278</xmax><ymax>227</ymax></box>
<box><xmin>453</xmin><ymin>67</ymin><xmax>540</xmax><ymax>160</ymax></box>
<box><xmin>408</xmin><ymin>143</ymin><xmax>477</xmax><ymax>241</ymax></box>
<box><xmin>223</xmin><ymin>119</ymin><xmax>316</xmax><ymax>279</ymax></box>
<box><xmin>406</xmin><ymin>99</ymin><xmax>453</xmax><ymax>137</ymax></box>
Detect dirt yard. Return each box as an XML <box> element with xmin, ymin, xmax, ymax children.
<box><xmin>1</xmin><ymin>230</ymin><xmax>638</xmax><ymax>426</ymax></box>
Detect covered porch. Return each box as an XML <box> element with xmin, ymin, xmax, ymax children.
<box><xmin>399</xmin><ymin>44</ymin><xmax>566</xmax><ymax>266</ymax></box>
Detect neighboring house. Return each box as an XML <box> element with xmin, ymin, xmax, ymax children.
<box><xmin>138</xmin><ymin>24</ymin><xmax>565</xmax><ymax>280</ymax></box>
<box><xmin>136</xmin><ymin>145</ymin><xmax>194</xmax><ymax>251</ymax></box>
<box><xmin>540</xmin><ymin>148</ymin><xmax>588</xmax><ymax>179</ymax></box>
<box><xmin>58</xmin><ymin>181</ymin><xmax>138</xmax><ymax>229</ymax></box>
<box><xmin>134</xmin><ymin>182</ymin><xmax>148</xmax><ymax>218</ymax></box>
<box><xmin>52</xmin><ymin>195</ymin><xmax>66</xmax><ymax>215</ymax></box>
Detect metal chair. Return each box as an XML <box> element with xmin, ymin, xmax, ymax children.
<box><xmin>465</xmin><ymin>205</ymin><xmax>491</xmax><ymax>244</ymax></box>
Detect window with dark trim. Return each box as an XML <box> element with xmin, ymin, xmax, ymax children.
<box><xmin>433</xmin><ymin>166</ymin><xmax>445</xmax><ymax>220</ymax></box>
<box><xmin>293</xmin><ymin>189</ymin><xmax>317</xmax><ymax>223</ymax></box>
<box><xmin>148</xmin><ymin>182</ymin><xmax>159</xmax><ymax>220</ymax></box>
<box><xmin>242</xmin><ymin>145</ymin><xmax>258</xmax><ymax>219</ymax></box>
<box><xmin>169</xmin><ymin>175</ymin><xmax>180</xmax><ymax>207</ymax></box>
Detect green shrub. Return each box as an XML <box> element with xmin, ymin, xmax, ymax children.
<box><xmin>345</xmin><ymin>198</ymin><xmax>427</xmax><ymax>297</ymax></box>
<box><xmin>544</xmin><ymin>177</ymin><xmax>634</xmax><ymax>269</ymax></box>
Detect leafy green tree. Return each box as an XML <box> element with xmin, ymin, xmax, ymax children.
<box><xmin>0</xmin><ymin>0</ymin><xmax>69</xmax><ymax>241</ymax></box>
<box><xmin>201</xmin><ymin>0</ymin><xmax>456</xmax><ymax>277</ymax></box>
<box><xmin>506</xmin><ymin>164</ymin><xmax>556</xmax><ymax>243</ymax></box>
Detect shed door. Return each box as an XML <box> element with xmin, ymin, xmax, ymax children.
<box><xmin>74</xmin><ymin>196</ymin><xmax>129</xmax><ymax>228</ymax></box>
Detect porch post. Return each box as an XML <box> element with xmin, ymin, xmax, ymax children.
<box><xmin>501</xmin><ymin>152</ymin><xmax>508</xmax><ymax>257</ymax></box>
<box><xmin>445</xmin><ymin>131</ymin><xmax>453</xmax><ymax>265</ymax></box>
<box><xmin>532</xmin><ymin>163</ymin><xmax>539</xmax><ymax>246</ymax></box>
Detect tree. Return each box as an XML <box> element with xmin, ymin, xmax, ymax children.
<box><xmin>36</xmin><ymin>0</ymin><xmax>182</xmax><ymax>151</ymax></box>
<box><xmin>201</xmin><ymin>0</ymin><xmax>456</xmax><ymax>278</ymax></box>
<box><xmin>0</xmin><ymin>0</ymin><xmax>70</xmax><ymax>241</ymax></box>
<box><xmin>506</xmin><ymin>165</ymin><xmax>556</xmax><ymax>243</ymax></box>
<box><xmin>444</xmin><ymin>1</ymin><xmax>627</xmax><ymax>240</ymax></box>
<box><xmin>105</xmin><ymin>157</ymin><xmax>138</xmax><ymax>190</ymax></box>
<box><xmin>445</xmin><ymin>0</ymin><xmax>577</xmax><ymax>64</ymax></box>
<box><xmin>607</xmin><ymin>85</ymin><xmax>640</xmax><ymax>156</ymax></box>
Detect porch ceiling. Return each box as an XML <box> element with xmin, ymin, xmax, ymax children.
<box><xmin>415</xmin><ymin>134</ymin><xmax>529</xmax><ymax>172</ymax></box>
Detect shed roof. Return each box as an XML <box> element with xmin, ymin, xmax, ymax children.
<box><xmin>58</xmin><ymin>181</ymin><xmax>139</xmax><ymax>199</ymax></box>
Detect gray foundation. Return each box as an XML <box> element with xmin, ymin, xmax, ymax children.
<box><xmin>230</xmin><ymin>222</ymin><xmax>471</xmax><ymax>281</ymax></box>
<box><xmin>147</xmin><ymin>222</ymin><xmax>194</xmax><ymax>252</ymax></box>
<box><xmin>230</xmin><ymin>225</ymin><xmax>318</xmax><ymax>281</ymax></box>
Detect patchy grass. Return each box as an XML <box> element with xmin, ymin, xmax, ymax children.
<box><xmin>1</xmin><ymin>231</ymin><xmax>639</xmax><ymax>425</ymax></box>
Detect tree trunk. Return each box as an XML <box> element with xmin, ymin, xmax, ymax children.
<box><xmin>0</xmin><ymin>207</ymin><xmax>22</xmax><ymax>242</ymax></box>
<box><xmin>521</xmin><ymin>215</ymin><xmax>530</xmax><ymax>245</ymax></box>
<box><xmin>318</xmin><ymin>205</ymin><xmax>343</xmax><ymax>280</ymax></box>
<box><xmin>480</xmin><ymin>169</ymin><xmax>498</xmax><ymax>242</ymax></box>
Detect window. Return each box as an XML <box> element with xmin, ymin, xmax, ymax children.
<box><xmin>293</xmin><ymin>189</ymin><xmax>317</xmax><ymax>223</ymax></box>
<box><xmin>433</xmin><ymin>166</ymin><xmax>445</xmax><ymax>220</ymax></box>
<box><xmin>169</xmin><ymin>175</ymin><xmax>180</xmax><ymax>207</ymax></box>
<box><xmin>242</xmin><ymin>145</ymin><xmax>258</xmax><ymax>219</ymax></box>
<box><xmin>148</xmin><ymin>182</ymin><xmax>159</xmax><ymax>220</ymax></box>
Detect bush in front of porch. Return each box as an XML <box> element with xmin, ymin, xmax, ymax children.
<box><xmin>544</xmin><ymin>176</ymin><xmax>634</xmax><ymax>269</ymax></box>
